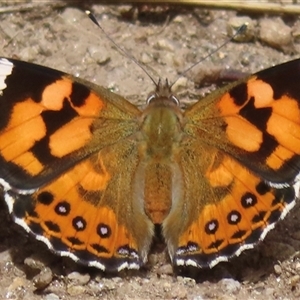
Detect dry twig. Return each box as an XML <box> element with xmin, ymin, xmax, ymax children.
<box><xmin>108</xmin><ymin>0</ymin><xmax>300</xmax><ymax>15</ymax></box>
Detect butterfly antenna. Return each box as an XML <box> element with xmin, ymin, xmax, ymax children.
<box><xmin>170</xmin><ymin>23</ymin><xmax>248</xmax><ymax>89</ymax></box>
<box><xmin>85</xmin><ymin>10</ymin><xmax>158</xmax><ymax>87</ymax></box>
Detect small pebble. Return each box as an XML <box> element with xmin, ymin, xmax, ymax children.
<box><xmin>163</xmin><ymin>281</ymin><xmax>171</xmax><ymax>291</ymax></box>
<box><xmin>265</xmin><ymin>288</ymin><xmax>275</xmax><ymax>297</ymax></box>
<box><xmin>190</xmin><ymin>296</ymin><xmax>205</xmax><ymax>300</ymax></box>
<box><xmin>33</xmin><ymin>267</ymin><xmax>53</xmax><ymax>289</ymax></box>
<box><xmin>100</xmin><ymin>278</ymin><xmax>118</xmax><ymax>291</ymax></box>
<box><xmin>7</xmin><ymin>277</ymin><xmax>26</xmax><ymax>292</ymax></box>
<box><xmin>274</xmin><ymin>264</ymin><xmax>282</xmax><ymax>275</ymax></box>
<box><xmin>158</xmin><ymin>263</ymin><xmax>173</xmax><ymax>276</ymax></box>
<box><xmin>88</xmin><ymin>45</ymin><xmax>111</xmax><ymax>65</ymax></box>
<box><xmin>170</xmin><ymin>284</ymin><xmax>187</xmax><ymax>299</ymax></box>
<box><xmin>24</xmin><ymin>257</ymin><xmax>45</xmax><ymax>270</ymax></box>
<box><xmin>292</xmin><ymin>20</ymin><xmax>300</xmax><ymax>43</ymax></box>
<box><xmin>67</xmin><ymin>271</ymin><xmax>91</xmax><ymax>285</ymax></box>
<box><xmin>44</xmin><ymin>293</ymin><xmax>60</xmax><ymax>300</ymax></box>
<box><xmin>259</xmin><ymin>18</ymin><xmax>292</xmax><ymax>52</ymax></box>
<box><xmin>219</xmin><ymin>278</ymin><xmax>241</xmax><ymax>293</ymax></box>
<box><xmin>60</xmin><ymin>7</ymin><xmax>86</xmax><ymax>24</ymax></box>
<box><xmin>218</xmin><ymin>296</ymin><xmax>236</xmax><ymax>300</ymax></box>
<box><xmin>172</xmin><ymin>77</ymin><xmax>188</xmax><ymax>93</ymax></box>
<box><xmin>6</xmin><ymin>277</ymin><xmax>26</xmax><ymax>299</ymax></box>
<box><xmin>181</xmin><ymin>277</ymin><xmax>196</xmax><ymax>287</ymax></box>
<box><xmin>295</xmin><ymin>261</ymin><xmax>300</xmax><ymax>270</ymax></box>
<box><xmin>173</xmin><ymin>15</ymin><xmax>183</xmax><ymax>23</ymax></box>
<box><xmin>289</xmin><ymin>275</ymin><xmax>300</xmax><ymax>287</ymax></box>
<box><xmin>227</xmin><ymin>16</ymin><xmax>256</xmax><ymax>42</ymax></box>
<box><xmin>67</xmin><ymin>285</ymin><xmax>86</xmax><ymax>296</ymax></box>
<box><xmin>140</xmin><ymin>52</ymin><xmax>153</xmax><ymax>64</ymax></box>
<box><xmin>156</xmin><ymin>39</ymin><xmax>175</xmax><ymax>52</ymax></box>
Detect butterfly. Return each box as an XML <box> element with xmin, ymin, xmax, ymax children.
<box><xmin>0</xmin><ymin>56</ymin><xmax>299</xmax><ymax>273</ymax></box>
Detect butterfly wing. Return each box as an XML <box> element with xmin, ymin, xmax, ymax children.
<box><xmin>163</xmin><ymin>59</ymin><xmax>300</xmax><ymax>268</ymax></box>
<box><xmin>0</xmin><ymin>58</ymin><xmax>153</xmax><ymax>271</ymax></box>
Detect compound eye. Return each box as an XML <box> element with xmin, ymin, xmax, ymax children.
<box><xmin>171</xmin><ymin>95</ymin><xmax>180</xmax><ymax>105</ymax></box>
<box><xmin>146</xmin><ymin>93</ymin><xmax>156</xmax><ymax>104</ymax></box>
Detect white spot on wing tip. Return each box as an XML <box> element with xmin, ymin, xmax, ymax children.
<box><xmin>0</xmin><ymin>58</ymin><xmax>13</xmax><ymax>94</ymax></box>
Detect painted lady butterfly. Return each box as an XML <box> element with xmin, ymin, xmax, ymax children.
<box><xmin>0</xmin><ymin>57</ymin><xmax>299</xmax><ymax>272</ymax></box>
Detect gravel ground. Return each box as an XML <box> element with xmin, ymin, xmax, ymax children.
<box><xmin>1</xmin><ymin>1</ymin><xmax>300</xmax><ymax>299</ymax></box>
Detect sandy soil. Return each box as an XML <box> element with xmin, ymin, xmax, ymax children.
<box><xmin>1</xmin><ymin>1</ymin><xmax>300</xmax><ymax>299</ymax></box>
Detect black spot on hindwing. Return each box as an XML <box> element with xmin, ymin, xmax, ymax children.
<box><xmin>37</xmin><ymin>191</ymin><xmax>54</xmax><ymax>205</ymax></box>
<box><xmin>97</xmin><ymin>223</ymin><xmax>112</xmax><ymax>238</ymax></box>
<box><xmin>72</xmin><ymin>216</ymin><xmax>87</xmax><ymax>231</ymax></box>
<box><xmin>45</xmin><ymin>220</ymin><xmax>60</xmax><ymax>233</ymax></box>
<box><xmin>241</xmin><ymin>192</ymin><xmax>257</xmax><ymax>208</ymax></box>
<box><xmin>205</xmin><ymin>219</ymin><xmax>219</xmax><ymax>235</ymax></box>
<box><xmin>252</xmin><ymin>211</ymin><xmax>266</xmax><ymax>223</ymax></box>
<box><xmin>227</xmin><ymin>210</ymin><xmax>241</xmax><ymax>225</ymax></box>
<box><xmin>67</xmin><ymin>237</ymin><xmax>84</xmax><ymax>246</ymax></box>
<box><xmin>54</xmin><ymin>201</ymin><xmax>71</xmax><ymax>216</ymax></box>
<box><xmin>91</xmin><ymin>243</ymin><xmax>110</xmax><ymax>254</ymax></box>
<box><xmin>256</xmin><ymin>182</ymin><xmax>271</xmax><ymax>195</ymax></box>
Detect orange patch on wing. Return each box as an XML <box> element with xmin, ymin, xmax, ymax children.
<box><xmin>247</xmin><ymin>77</ymin><xmax>274</xmax><ymax>107</ymax></box>
<box><xmin>73</xmin><ymin>159</ymin><xmax>110</xmax><ymax>191</ymax></box>
<box><xmin>0</xmin><ymin>100</ymin><xmax>46</xmax><ymax>161</ymax></box>
<box><xmin>217</xmin><ymin>84</ymin><xmax>263</xmax><ymax>152</ymax></box>
<box><xmin>41</xmin><ymin>79</ymin><xmax>104</xmax><ymax>116</ymax></box>
<box><xmin>49</xmin><ymin>117</ymin><xmax>93</xmax><ymax>157</ymax></box>
<box><xmin>218</xmin><ymin>76</ymin><xmax>274</xmax><ymax>113</ymax></box>
<box><xmin>3</xmin><ymin>99</ymin><xmax>44</xmax><ymax>128</ymax></box>
<box><xmin>223</xmin><ymin>116</ymin><xmax>263</xmax><ymax>152</ymax></box>
<box><xmin>271</xmin><ymin>96</ymin><xmax>300</xmax><ymax>121</ymax></box>
<box><xmin>206</xmin><ymin>156</ymin><xmax>234</xmax><ymax>187</ymax></box>
<box><xmin>41</xmin><ymin>79</ymin><xmax>72</xmax><ymax>110</ymax></box>
<box><xmin>217</xmin><ymin>93</ymin><xmax>240</xmax><ymax>115</ymax></box>
<box><xmin>13</xmin><ymin>151</ymin><xmax>44</xmax><ymax>175</ymax></box>
<box><xmin>267</xmin><ymin>97</ymin><xmax>300</xmax><ymax>155</ymax></box>
<box><xmin>74</xmin><ymin>92</ymin><xmax>105</xmax><ymax>116</ymax></box>
<box><xmin>266</xmin><ymin>145</ymin><xmax>295</xmax><ymax>170</ymax></box>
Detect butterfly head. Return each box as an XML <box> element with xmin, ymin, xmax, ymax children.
<box><xmin>146</xmin><ymin>78</ymin><xmax>179</xmax><ymax>107</ymax></box>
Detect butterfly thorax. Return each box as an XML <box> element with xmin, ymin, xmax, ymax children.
<box><xmin>140</xmin><ymin>97</ymin><xmax>183</xmax><ymax>161</ymax></box>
